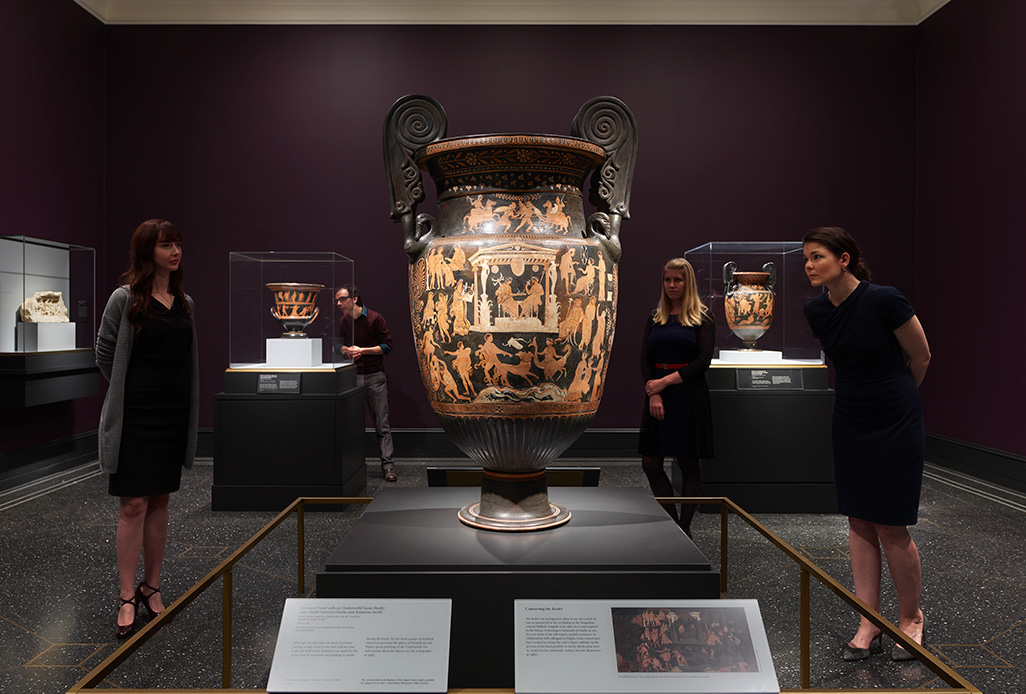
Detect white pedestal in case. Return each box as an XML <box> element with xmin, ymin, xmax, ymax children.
<box><xmin>16</xmin><ymin>322</ymin><xmax>76</xmax><ymax>352</ymax></box>
<box><xmin>266</xmin><ymin>338</ymin><xmax>322</xmax><ymax>368</ymax></box>
<box><xmin>716</xmin><ymin>349</ymin><xmax>783</xmax><ymax>364</ymax></box>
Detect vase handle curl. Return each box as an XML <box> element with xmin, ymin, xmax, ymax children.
<box><xmin>571</xmin><ymin>96</ymin><xmax>639</xmax><ymax>263</ymax></box>
<box><xmin>723</xmin><ymin>260</ymin><xmax>738</xmax><ymax>294</ymax></box>
<box><xmin>383</xmin><ymin>94</ymin><xmax>448</xmax><ymax>262</ymax></box>
<box><xmin>763</xmin><ymin>261</ymin><xmax>777</xmax><ymax>292</ymax></box>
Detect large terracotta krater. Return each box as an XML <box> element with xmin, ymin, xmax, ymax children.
<box><xmin>384</xmin><ymin>95</ymin><xmax>638</xmax><ymax>531</ymax></box>
<box><xmin>723</xmin><ymin>261</ymin><xmax>776</xmax><ymax>351</ymax></box>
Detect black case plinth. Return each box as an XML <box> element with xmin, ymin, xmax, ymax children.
<box><xmin>0</xmin><ymin>349</ymin><xmax>99</xmax><ymax>407</ymax></box>
<box><xmin>212</xmin><ymin>364</ymin><xmax>365</xmax><ymax>510</ymax></box>
<box><xmin>683</xmin><ymin>364</ymin><xmax>836</xmax><ymax>513</ymax></box>
<box><xmin>317</xmin><ymin>486</ymin><xmax>720</xmax><ymax>689</ymax></box>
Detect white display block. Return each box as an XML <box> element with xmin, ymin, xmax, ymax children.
<box><xmin>266</xmin><ymin>337</ymin><xmax>323</xmax><ymax>368</ymax></box>
<box><xmin>716</xmin><ymin>349</ymin><xmax>783</xmax><ymax>364</ymax></box>
<box><xmin>515</xmin><ymin>599</ymin><xmax>779</xmax><ymax>694</ymax></box>
<box><xmin>16</xmin><ymin>322</ymin><xmax>76</xmax><ymax>352</ymax></box>
<box><xmin>268</xmin><ymin>598</ymin><xmax>452</xmax><ymax>693</ymax></box>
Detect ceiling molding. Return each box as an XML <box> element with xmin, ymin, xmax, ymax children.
<box><xmin>71</xmin><ymin>0</ymin><xmax>954</xmax><ymax>26</ymax></box>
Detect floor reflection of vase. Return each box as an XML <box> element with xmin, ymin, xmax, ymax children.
<box><xmin>385</xmin><ymin>95</ymin><xmax>638</xmax><ymax>531</ymax></box>
<box><xmin>266</xmin><ymin>283</ymin><xmax>324</xmax><ymax>337</ymax></box>
<box><xmin>723</xmin><ymin>262</ymin><xmax>776</xmax><ymax>351</ymax></box>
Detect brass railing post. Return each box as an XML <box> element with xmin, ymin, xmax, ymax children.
<box><xmin>222</xmin><ymin>568</ymin><xmax>233</xmax><ymax>689</ymax></box>
<box><xmin>720</xmin><ymin>501</ymin><xmax>729</xmax><ymax>595</ymax></box>
<box><xmin>298</xmin><ymin>501</ymin><xmax>306</xmax><ymax>596</ymax></box>
<box><xmin>69</xmin><ymin>495</ymin><xmax>981</xmax><ymax>694</ymax></box>
<box><xmin>800</xmin><ymin>566</ymin><xmax>810</xmax><ymax>689</ymax></box>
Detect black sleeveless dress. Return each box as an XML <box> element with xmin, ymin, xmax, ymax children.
<box><xmin>108</xmin><ymin>297</ymin><xmax>193</xmax><ymax>497</ymax></box>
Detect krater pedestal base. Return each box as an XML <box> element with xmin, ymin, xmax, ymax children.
<box><xmin>457</xmin><ymin>469</ymin><xmax>571</xmax><ymax>531</ymax></box>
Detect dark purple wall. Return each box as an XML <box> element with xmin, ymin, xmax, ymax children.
<box><xmin>0</xmin><ymin>0</ymin><xmax>104</xmax><ymax>456</ymax></box>
<box><xmin>11</xmin><ymin>5</ymin><xmax>1019</xmax><ymax>462</ymax></box>
<box><xmin>103</xmin><ymin>24</ymin><xmax>917</xmax><ymax>433</ymax></box>
<box><xmin>917</xmin><ymin>0</ymin><xmax>1026</xmax><ymax>456</ymax></box>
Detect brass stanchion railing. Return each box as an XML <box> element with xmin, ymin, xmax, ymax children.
<box><xmin>658</xmin><ymin>495</ymin><xmax>981</xmax><ymax>694</ymax></box>
<box><xmin>69</xmin><ymin>494</ymin><xmax>980</xmax><ymax>694</ymax></box>
<box><xmin>66</xmin><ymin>496</ymin><xmax>373</xmax><ymax>693</ymax></box>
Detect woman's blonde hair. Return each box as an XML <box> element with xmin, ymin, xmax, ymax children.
<box><xmin>653</xmin><ymin>257</ymin><xmax>705</xmax><ymax>327</ymax></box>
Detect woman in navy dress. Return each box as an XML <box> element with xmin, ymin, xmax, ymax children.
<box><xmin>638</xmin><ymin>258</ymin><xmax>715</xmax><ymax>536</ymax></box>
<box><xmin>802</xmin><ymin>227</ymin><xmax>931</xmax><ymax>661</ymax></box>
<box><xmin>96</xmin><ymin>220</ymin><xmax>198</xmax><ymax>638</ymax></box>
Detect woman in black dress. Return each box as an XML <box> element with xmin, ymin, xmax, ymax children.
<box><xmin>639</xmin><ymin>258</ymin><xmax>715</xmax><ymax>536</ymax></box>
<box><xmin>96</xmin><ymin>219</ymin><xmax>198</xmax><ymax>638</ymax></box>
<box><xmin>802</xmin><ymin>227</ymin><xmax>930</xmax><ymax>661</ymax></box>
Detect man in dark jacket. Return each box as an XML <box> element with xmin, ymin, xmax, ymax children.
<box><xmin>336</xmin><ymin>284</ymin><xmax>397</xmax><ymax>481</ymax></box>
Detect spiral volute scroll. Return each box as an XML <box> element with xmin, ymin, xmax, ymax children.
<box><xmin>383</xmin><ymin>95</ymin><xmax>448</xmax><ymax>260</ymax></box>
<box><xmin>572</xmin><ymin>97</ymin><xmax>638</xmax><ymax>216</ymax></box>
<box><xmin>571</xmin><ymin>97</ymin><xmax>638</xmax><ymax>262</ymax></box>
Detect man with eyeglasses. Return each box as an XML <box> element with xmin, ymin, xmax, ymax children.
<box><xmin>335</xmin><ymin>284</ymin><xmax>397</xmax><ymax>482</ymax></box>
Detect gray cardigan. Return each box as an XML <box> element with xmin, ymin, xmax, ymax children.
<box><xmin>95</xmin><ymin>286</ymin><xmax>200</xmax><ymax>475</ymax></box>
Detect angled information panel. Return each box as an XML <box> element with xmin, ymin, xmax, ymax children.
<box><xmin>514</xmin><ymin>599</ymin><xmax>778</xmax><ymax>694</ymax></box>
<box><xmin>268</xmin><ymin>598</ymin><xmax>452</xmax><ymax>693</ymax></box>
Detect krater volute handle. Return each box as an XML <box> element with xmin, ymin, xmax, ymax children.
<box><xmin>763</xmin><ymin>262</ymin><xmax>777</xmax><ymax>292</ymax></box>
<box><xmin>723</xmin><ymin>261</ymin><xmax>738</xmax><ymax>294</ymax></box>
<box><xmin>571</xmin><ymin>96</ymin><xmax>639</xmax><ymax>263</ymax></box>
<box><xmin>383</xmin><ymin>94</ymin><xmax>448</xmax><ymax>261</ymax></box>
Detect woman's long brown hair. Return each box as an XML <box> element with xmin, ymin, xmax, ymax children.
<box><xmin>118</xmin><ymin>219</ymin><xmax>191</xmax><ymax>328</ymax></box>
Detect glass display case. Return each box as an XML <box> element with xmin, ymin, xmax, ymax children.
<box><xmin>685</xmin><ymin>241</ymin><xmax>823</xmax><ymax>363</ymax></box>
<box><xmin>0</xmin><ymin>235</ymin><xmax>95</xmax><ymax>353</ymax></box>
<box><xmin>228</xmin><ymin>251</ymin><xmax>354</xmax><ymax>369</ymax></box>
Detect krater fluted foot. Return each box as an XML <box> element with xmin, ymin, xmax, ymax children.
<box><xmin>457</xmin><ymin>469</ymin><xmax>571</xmax><ymax>531</ymax></box>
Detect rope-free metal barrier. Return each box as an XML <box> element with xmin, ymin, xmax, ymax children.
<box><xmin>67</xmin><ymin>495</ymin><xmax>980</xmax><ymax>694</ymax></box>
<box><xmin>658</xmin><ymin>495</ymin><xmax>980</xmax><ymax>694</ymax></box>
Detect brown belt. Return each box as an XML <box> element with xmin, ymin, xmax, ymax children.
<box><xmin>655</xmin><ymin>362</ymin><xmax>687</xmax><ymax>370</ymax></box>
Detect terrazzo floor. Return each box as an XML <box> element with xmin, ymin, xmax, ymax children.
<box><xmin>0</xmin><ymin>457</ymin><xmax>1022</xmax><ymax>693</ymax></box>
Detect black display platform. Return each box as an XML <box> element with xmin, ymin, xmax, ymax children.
<box><xmin>212</xmin><ymin>364</ymin><xmax>366</xmax><ymax>510</ymax></box>
<box><xmin>0</xmin><ymin>349</ymin><xmax>99</xmax><ymax>407</ymax></box>
<box><xmin>317</xmin><ymin>486</ymin><xmax>719</xmax><ymax>689</ymax></box>
<box><xmin>684</xmin><ymin>363</ymin><xmax>837</xmax><ymax>513</ymax></box>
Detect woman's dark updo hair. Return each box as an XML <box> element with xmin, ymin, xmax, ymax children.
<box><xmin>802</xmin><ymin>226</ymin><xmax>871</xmax><ymax>281</ymax></box>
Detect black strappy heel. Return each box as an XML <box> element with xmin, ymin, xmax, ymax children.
<box><xmin>135</xmin><ymin>581</ymin><xmax>163</xmax><ymax>618</ymax></box>
<box><xmin>116</xmin><ymin>596</ymin><xmax>137</xmax><ymax>639</ymax></box>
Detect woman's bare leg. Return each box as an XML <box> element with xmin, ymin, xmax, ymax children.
<box><xmin>878</xmin><ymin>524</ymin><xmax>924</xmax><ymax>644</ymax></box>
<box><xmin>140</xmin><ymin>493</ymin><xmax>170</xmax><ymax>613</ymax></box>
<box><xmin>116</xmin><ymin>496</ymin><xmax>148</xmax><ymax>626</ymax></box>
<box><xmin>847</xmin><ymin>517</ymin><xmax>883</xmax><ymax>648</ymax></box>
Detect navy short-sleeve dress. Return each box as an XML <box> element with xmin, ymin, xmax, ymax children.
<box><xmin>804</xmin><ymin>282</ymin><xmax>924</xmax><ymax>526</ymax></box>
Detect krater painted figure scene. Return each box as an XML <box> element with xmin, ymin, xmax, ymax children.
<box><xmin>723</xmin><ymin>262</ymin><xmax>776</xmax><ymax>351</ymax></box>
<box><xmin>385</xmin><ymin>95</ymin><xmax>638</xmax><ymax>530</ymax></box>
<box><xmin>266</xmin><ymin>283</ymin><xmax>324</xmax><ymax>338</ymax></box>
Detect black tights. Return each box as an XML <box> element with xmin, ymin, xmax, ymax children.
<box><xmin>642</xmin><ymin>455</ymin><xmax>702</xmax><ymax>534</ymax></box>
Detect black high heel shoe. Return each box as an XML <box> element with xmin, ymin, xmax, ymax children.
<box><xmin>892</xmin><ymin>614</ymin><xmax>927</xmax><ymax>661</ymax></box>
<box><xmin>135</xmin><ymin>581</ymin><xmax>163</xmax><ymax>618</ymax></box>
<box><xmin>116</xmin><ymin>596</ymin><xmax>137</xmax><ymax>639</ymax></box>
<box><xmin>842</xmin><ymin>632</ymin><xmax>883</xmax><ymax>661</ymax></box>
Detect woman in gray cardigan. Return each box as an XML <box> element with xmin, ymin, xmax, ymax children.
<box><xmin>96</xmin><ymin>219</ymin><xmax>199</xmax><ymax>639</ymax></box>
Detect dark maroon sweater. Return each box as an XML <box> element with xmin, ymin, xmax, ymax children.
<box><xmin>338</xmin><ymin>305</ymin><xmax>393</xmax><ymax>374</ymax></box>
